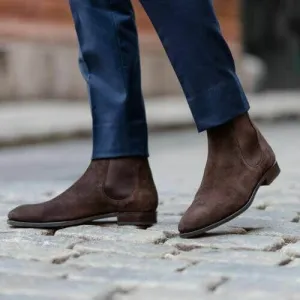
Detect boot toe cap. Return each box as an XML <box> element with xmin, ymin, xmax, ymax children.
<box><xmin>178</xmin><ymin>207</ymin><xmax>210</xmax><ymax>234</ymax></box>
<box><xmin>8</xmin><ymin>204</ymin><xmax>40</xmax><ymax>222</ymax></box>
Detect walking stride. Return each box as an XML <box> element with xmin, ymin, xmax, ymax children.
<box><xmin>7</xmin><ymin>0</ymin><xmax>280</xmax><ymax>238</ymax></box>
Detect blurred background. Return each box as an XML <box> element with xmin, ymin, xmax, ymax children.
<box><xmin>1</xmin><ymin>0</ymin><xmax>300</xmax><ymax>101</ymax></box>
<box><xmin>0</xmin><ymin>0</ymin><xmax>299</xmax><ymax>150</ymax></box>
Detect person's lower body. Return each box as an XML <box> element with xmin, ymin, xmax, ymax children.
<box><xmin>7</xmin><ymin>0</ymin><xmax>280</xmax><ymax>237</ymax></box>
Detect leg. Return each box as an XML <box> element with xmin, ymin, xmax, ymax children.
<box><xmin>7</xmin><ymin>0</ymin><xmax>158</xmax><ymax>228</ymax></box>
<box><xmin>140</xmin><ymin>0</ymin><xmax>249</xmax><ymax>131</ymax></box>
<box><xmin>140</xmin><ymin>0</ymin><xmax>280</xmax><ymax>237</ymax></box>
<box><xmin>72</xmin><ymin>0</ymin><xmax>148</xmax><ymax>158</ymax></box>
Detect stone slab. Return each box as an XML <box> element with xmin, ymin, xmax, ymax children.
<box><xmin>183</xmin><ymin>262</ymin><xmax>300</xmax><ymax>283</ymax></box>
<box><xmin>0</xmin><ymin>232</ymin><xmax>82</xmax><ymax>262</ymax></box>
<box><xmin>249</xmin><ymin>223</ymin><xmax>300</xmax><ymax>242</ymax></box>
<box><xmin>171</xmin><ymin>248</ymin><xmax>291</xmax><ymax>266</ymax></box>
<box><xmin>165</xmin><ymin>235</ymin><xmax>285</xmax><ymax>252</ymax></box>
<box><xmin>114</xmin><ymin>286</ymin><xmax>211</xmax><ymax>300</ymax></box>
<box><xmin>0</xmin><ymin>295</ymin><xmax>63</xmax><ymax>300</ymax></box>
<box><xmin>0</xmin><ymin>275</ymin><xmax>113</xmax><ymax>299</ymax></box>
<box><xmin>0</xmin><ymin>258</ymin><xmax>71</xmax><ymax>278</ymax></box>
<box><xmin>56</xmin><ymin>225</ymin><xmax>166</xmax><ymax>244</ymax></box>
<box><xmin>66</xmin><ymin>252</ymin><xmax>186</xmax><ymax>272</ymax></box>
<box><xmin>215</xmin><ymin>277</ymin><xmax>300</xmax><ymax>298</ymax></box>
<box><xmin>282</xmin><ymin>242</ymin><xmax>300</xmax><ymax>258</ymax></box>
<box><xmin>74</xmin><ymin>239</ymin><xmax>179</xmax><ymax>259</ymax></box>
<box><xmin>237</xmin><ymin>208</ymin><xmax>298</xmax><ymax>223</ymax></box>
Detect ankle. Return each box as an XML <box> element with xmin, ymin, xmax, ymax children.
<box><xmin>232</xmin><ymin>114</ymin><xmax>262</xmax><ymax>165</ymax></box>
<box><xmin>207</xmin><ymin>113</ymin><xmax>262</xmax><ymax>165</ymax></box>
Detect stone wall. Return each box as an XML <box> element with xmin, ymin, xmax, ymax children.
<box><xmin>0</xmin><ymin>0</ymin><xmax>242</xmax><ymax>100</ymax></box>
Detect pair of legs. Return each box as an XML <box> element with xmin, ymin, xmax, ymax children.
<box><xmin>71</xmin><ymin>0</ymin><xmax>249</xmax><ymax>158</ymax></box>
<box><xmin>8</xmin><ymin>0</ymin><xmax>280</xmax><ymax>238</ymax></box>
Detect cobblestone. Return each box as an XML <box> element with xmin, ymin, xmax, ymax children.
<box><xmin>66</xmin><ymin>252</ymin><xmax>187</xmax><ymax>272</ymax></box>
<box><xmin>165</xmin><ymin>235</ymin><xmax>285</xmax><ymax>251</ymax></box>
<box><xmin>169</xmin><ymin>248</ymin><xmax>291</xmax><ymax>266</ymax></box>
<box><xmin>68</xmin><ymin>266</ymin><xmax>189</xmax><ymax>285</ymax></box>
<box><xmin>56</xmin><ymin>225</ymin><xmax>166</xmax><ymax>244</ymax></box>
<box><xmin>282</xmin><ymin>242</ymin><xmax>300</xmax><ymax>257</ymax></box>
<box><xmin>287</xmin><ymin>259</ymin><xmax>300</xmax><ymax>267</ymax></box>
<box><xmin>73</xmin><ymin>239</ymin><xmax>179</xmax><ymax>259</ymax></box>
<box><xmin>215</xmin><ymin>277</ymin><xmax>300</xmax><ymax>299</ymax></box>
<box><xmin>0</xmin><ymin>221</ymin><xmax>48</xmax><ymax>235</ymax></box>
<box><xmin>0</xmin><ymin>258</ymin><xmax>71</xmax><ymax>278</ymax></box>
<box><xmin>183</xmin><ymin>262</ymin><xmax>300</xmax><ymax>282</ymax></box>
<box><xmin>1</xmin><ymin>124</ymin><xmax>300</xmax><ymax>299</ymax></box>
<box><xmin>232</xmin><ymin>207</ymin><xmax>298</xmax><ymax>223</ymax></box>
<box><xmin>0</xmin><ymin>295</ymin><xmax>64</xmax><ymax>300</ymax></box>
<box><xmin>0</xmin><ymin>232</ymin><xmax>82</xmax><ymax>262</ymax></box>
<box><xmin>113</xmin><ymin>286</ymin><xmax>210</xmax><ymax>300</ymax></box>
<box><xmin>0</xmin><ymin>275</ymin><xmax>113</xmax><ymax>299</ymax></box>
<box><xmin>248</xmin><ymin>223</ymin><xmax>300</xmax><ymax>242</ymax></box>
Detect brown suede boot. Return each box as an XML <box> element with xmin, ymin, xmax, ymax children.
<box><xmin>7</xmin><ymin>158</ymin><xmax>158</xmax><ymax>228</ymax></box>
<box><xmin>179</xmin><ymin>114</ymin><xmax>280</xmax><ymax>238</ymax></box>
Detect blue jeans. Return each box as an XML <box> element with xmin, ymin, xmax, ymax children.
<box><xmin>69</xmin><ymin>0</ymin><xmax>249</xmax><ymax>159</ymax></box>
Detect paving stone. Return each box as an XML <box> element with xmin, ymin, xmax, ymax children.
<box><xmin>114</xmin><ymin>286</ymin><xmax>211</xmax><ymax>300</ymax></box>
<box><xmin>171</xmin><ymin>248</ymin><xmax>291</xmax><ymax>266</ymax></box>
<box><xmin>239</xmin><ymin>208</ymin><xmax>298</xmax><ymax>222</ymax></box>
<box><xmin>282</xmin><ymin>242</ymin><xmax>300</xmax><ymax>257</ymax></box>
<box><xmin>0</xmin><ymin>243</ymin><xmax>77</xmax><ymax>263</ymax></box>
<box><xmin>66</xmin><ymin>252</ymin><xmax>186</xmax><ymax>272</ymax></box>
<box><xmin>0</xmin><ymin>232</ymin><xmax>83</xmax><ymax>247</ymax></box>
<box><xmin>165</xmin><ymin>235</ymin><xmax>285</xmax><ymax>251</ymax></box>
<box><xmin>183</xmin><ymin>262</ymin><xmax>300</xmax><ymax>283</ymax></box>
<box><xmin>254</xmin><ymin>188</ymin><xmax>300</xmax><ymax>206</ymax></box>
<box><xmin>226</xmin><ymin>216</ymin><xmax>273</xmax><ymax>230</ymax></box>
<box><xmin>74</xmin><ymin>239</ymin><xmax>179</xmax><ymax>259</ymax></box>
<box><xmin>56</xmin><ymin>225</ymin><xmax>166</xmax><ymax>244</ymax></box>
<box><xmin>68</xmin><ymin>265</ymin><xmax>223</xmax><ymax>289</ymax></box>
<box><xmin>249</xmin><ymin>223</ymin><xmax>300</xmax><ymax>242</ymax></box>
<box><xmin>0</xmin><ymin>274</ymin><xmax>113</xmax><ymax>299</ymax></box>
<box><xmin>1</xmin><ymin>125</ymin><xmax>300</xmax><ymax>299</ymax></box>
<box><xmin>69</xmin><ymin>266</ymin><xmax>186</xmax><ymax>285</ymax></box>
<box><xmin>146</xmin><ymin>215</ymin><xmax>180</xmax><ymax>237</ymax></box>
<box><xmin>0</xmin><ymin>218</ymin><xmax>50</xmax><ymax>235</ymax></box>
<box><xmin>215</xmin><ymin>277</ymin><xmax>300</xmax><ymax>299</ymax></box>
<box><xmin>0</xmin><ymin>295</ymin><xmax>62</xmax><ymax>300</ymax></box>
<box><xmin>287</xmin><ymin>259</ymin><xmax>300</xmax><ymax>267</ymax></box>
<box><xmin>0</xmin><ymin>258</ymin><xmax>71</xmax><ymax>278</ymax></box>
<box><xmin>204</xmin><ymin>226</ymin><xmax>247</xmax><ymax>236</ymax></box>
<box><xmin>0</xmin><ymin>232</ymin><xmax>82</xmax><ymax>262</ymax></box>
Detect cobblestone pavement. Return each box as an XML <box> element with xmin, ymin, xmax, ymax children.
<box><xmin>0</xmin><ymin>123</ymin><xmax>299</xmax><ymax>299</ymax></box>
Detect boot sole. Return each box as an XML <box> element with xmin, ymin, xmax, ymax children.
<box><xmin>180</xmin><ymin>162</ymin><xmax>281</xmax><ymax>239</ymax></box>
<box><xmin>7</xmin><ymin>211</ymin><xmax>157</xmax><ymax>229</ymax></box>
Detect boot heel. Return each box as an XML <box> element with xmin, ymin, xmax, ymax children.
<box><xmin>117</xmin><ymin>211</ymin><xmax>157</xmax><ymax>226</ymax></box>
<box><xmin>262</xmin><ymin>162</ymin><xmax>281</xmax><ymax>186</ymax></box>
